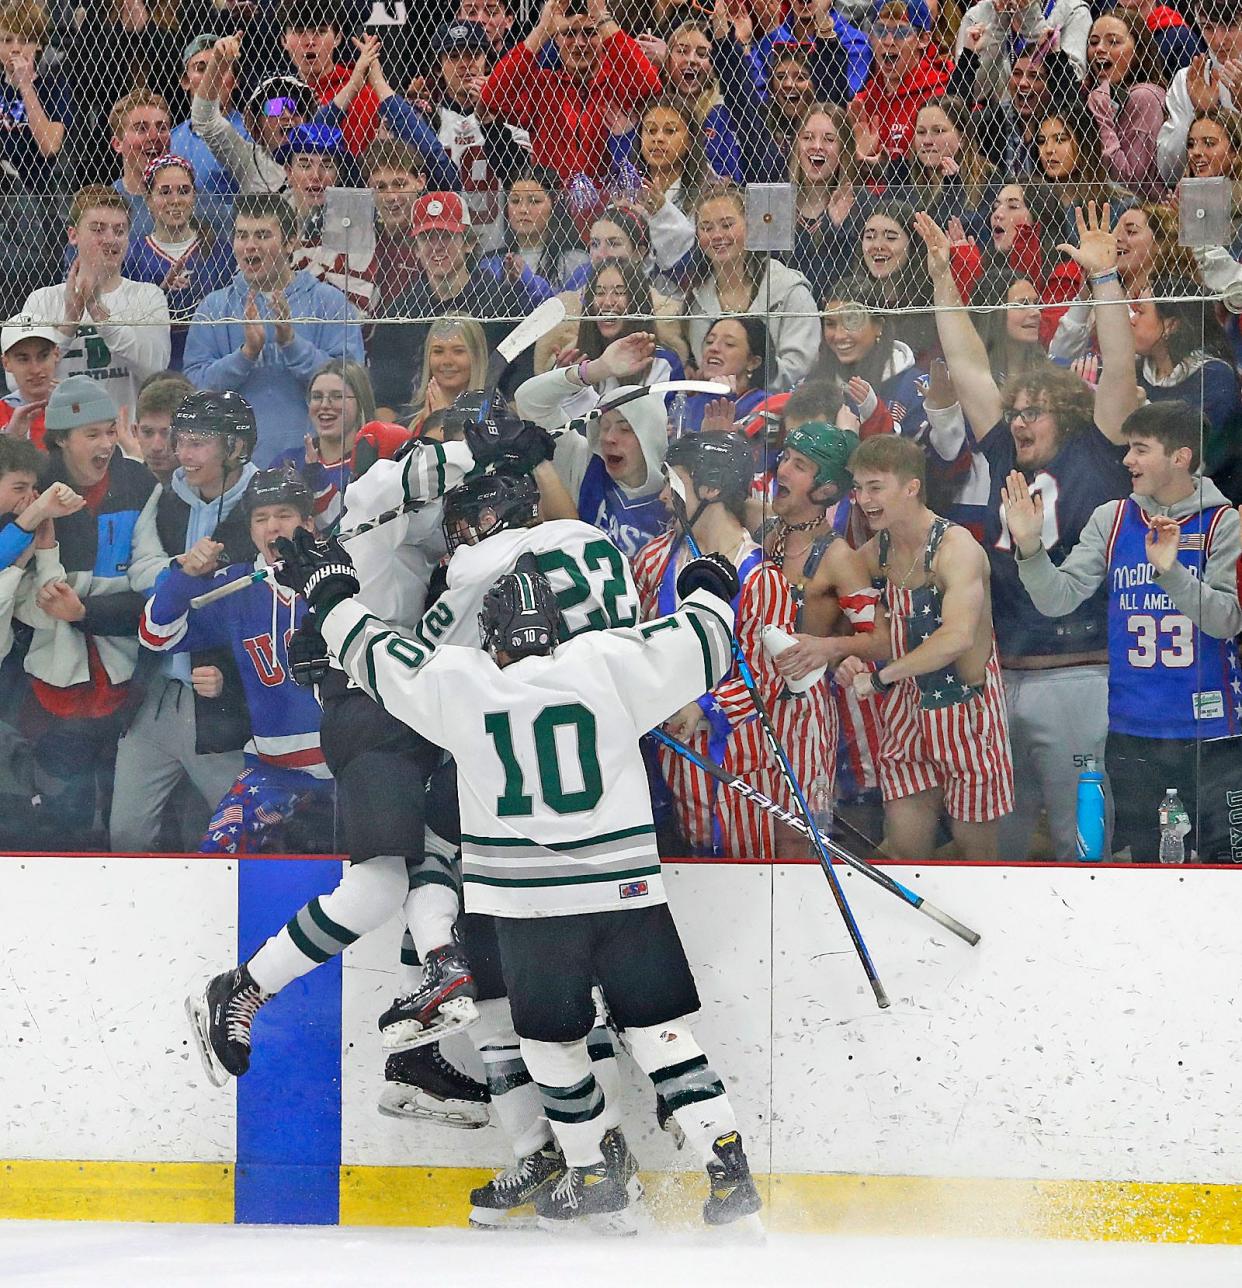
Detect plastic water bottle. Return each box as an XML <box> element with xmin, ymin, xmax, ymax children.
<box><xmin>807</xmin><ymin>773</ymin><xmax>833</xmax><ymax>858</ymax></box>
<box><xmin>1157</xmin><ymin>788</ymin><xmax>1191</xmax><ymax>865</ymax></box>
<box><xmin>1075</xmin><ymin>761</ymin><xmax>1106</xmax><ymax>862</ymax></box>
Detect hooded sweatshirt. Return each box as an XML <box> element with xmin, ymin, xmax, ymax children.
<box><xmin>518</xmin><ymin>370</ymin><xmax>670</xmax><ymax>560</ymax></box>
<box><xmin>1016</xmin><ymin>475</ymin><xmax>1242</xmax><ymax>740</ymax></box>
<box><xmin>685</xmin><ymin>258</ymin><xmax>820</xmax><ymax>392</ymax></box>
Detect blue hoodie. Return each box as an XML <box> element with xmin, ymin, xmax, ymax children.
<box><xmin>183</xmin><ymin>270</ymin><xmax>363</xmax><ymax>467</ymax></box>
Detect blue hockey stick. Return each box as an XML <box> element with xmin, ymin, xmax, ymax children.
<box><xmin>664</xmin><ymin>469</ymin><xmax>891</xmax><ymax>1008</ymax></box>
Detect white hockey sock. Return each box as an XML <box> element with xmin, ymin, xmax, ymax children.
<box><xmin>248</xmin><ymin>854</ymin><xmax>407</xmax><ymax>994</ymax></box>
<box><xmin>587</xmin><ymin>1022</ymin><xmax>623</xmax><ymax>1133</ymax></box>
<box><xmin>405</xmin><ymin>883</ymin><xmax>460</xmax><ymax>960</ymax></box>
<box><xmin>472</xmin><ymin>998</ymin><xmax>551</xmax><ymax>1159</ymax></box>
<box><xmin>624</xmin><ymin>1019</ymin><xmax>737</xmax><ymax>1169</ymax></box>
<box><xmin>520</xmin><ymin>1036</ymin><xmax>606</xmax><ymax>1168</ymax></box>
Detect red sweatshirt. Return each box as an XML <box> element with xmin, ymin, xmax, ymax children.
<box><xmin>480</xmin><ymin>33</ymin><xmax>661</xmax><ymax>181</ymax></box>
<box><xmin>852</xmin><ymin>53</ymin><xmax>951</xmax><ymax>159</ymax></box>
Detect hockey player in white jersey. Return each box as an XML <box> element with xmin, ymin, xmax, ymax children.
<box><xmin>274</xmin><ymin>522</ymin><xmax>762</xmax><ymax>1230</ymax></box>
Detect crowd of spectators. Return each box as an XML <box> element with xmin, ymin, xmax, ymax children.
<box><xmin>1</xmin><ymin>0</ymin><xmax>1242</xmax><ymax>863</ymax></box>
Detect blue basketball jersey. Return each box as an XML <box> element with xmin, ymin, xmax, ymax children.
<box><xmin>1105</xmin><ymin>499</ymin><xmax>1241</xmax><ymax>740</ymax></box>
<box><xmin>979</xmin><ymin>420</ymin><xmax>1130</xmax><ymax>659</ymax></box>
<box><xmin>575</xmin><ymin>454</ymin><xmax>670</xmax><ymax>561</ymax></box>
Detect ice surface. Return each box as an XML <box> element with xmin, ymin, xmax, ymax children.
<box><xmin>3</xmin><ymin>1222</ymin><xmax>1242</xmax><ymax>1288</ymax></box>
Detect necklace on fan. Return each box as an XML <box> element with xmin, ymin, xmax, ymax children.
<box><xmin>772</xmin><ymin>512</ymin><xmax>826</xmax><ymax>567</ymax></box>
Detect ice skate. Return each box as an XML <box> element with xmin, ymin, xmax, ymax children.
<box><xmin>379</xmin><ymin>940</ymin><xmax>479</xmax><ymax>1052</ymax></box>
<box><xmin>185</xmin><ymin>964</ymin><xmax>271</xmax><ymax>1087</ymax></box>
<box><xmin>601</xmin><ymin>1125</ymin><xmax>643</xmax><ymax>1202</ymax></box>
<box><xmin>535</xmin><ymin>1158</ymin><xmax>635</xmax><ymax>1235</ymax></box>
<box><xmin>703</xmin><ymin>1131</ymin><xmax>762</xmax><ymax>1227</ymax></box>
<box><xmin>468</xmin><ymin>1142</ymin><xmax>565</xmax><ymax>1229</ymax></box>
<box><xmin>378</xmin><ymin>1043</ymin><xmax>490</xmax><ymax>1128</ymax></box>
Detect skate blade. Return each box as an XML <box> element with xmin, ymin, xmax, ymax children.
<box><xmin>537</xmin><ymin>1207</ymin><xmax>638</xmax><ymax>1238</ymax></box>
<box><xmin>377</xmin><ymin>1085</ymin><xmax>490</xmax><ymax>1129</ymax></box>
<box><xmin>469</xmin><ymin>1204</ymin><xmax>538</xmax><ymax>1231</ymax></box>
<box><xmin>184</xmin><ymin>993</ymin><xmax>229</xmax><ymax>1089</ymax></box>
<box><xmin>381</xmin><ymin>997</ymin><xmax>480</xmax><ymax>1052</ymax></box>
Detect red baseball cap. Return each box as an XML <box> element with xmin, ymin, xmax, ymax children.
<box><xmin>411</xmin><ymin>192</ymin><xmax>470</xmax><ymax>236</ymax></box>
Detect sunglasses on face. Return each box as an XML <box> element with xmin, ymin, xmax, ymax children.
<box><xmin>261</xmin><ymin>96</ymin><xmax>302</xmax><ymax>117</ymax></box>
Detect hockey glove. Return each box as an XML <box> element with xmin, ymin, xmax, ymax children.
<box><xmin>273</xmin><ymin>527</ymin><xmax>360</xmax><ymax>616</ymax></box>
<box><xmin>676</xmin><ymin>552</ymin><xmax>740</xmax><ymax>605</ymax></box>
<box><xmin>353</xmin><ymin>420</ymin><xmax>414</xmax><ymax>478</ymax></box>
<box><xmin>497</xmin><ymin>422</ymin><xmax>557</xmax><ymax>473</ymax></box>
<box><xmin>288</xmin><ymin>611</ymin><xmax>331</xmax><ymax>687</ymax></box>
<box><xmin>464</xmin><ymin>404</ymin><xmax>546</xmax><ymax>468</ymax></box>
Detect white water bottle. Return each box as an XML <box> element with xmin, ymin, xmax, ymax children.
<box><xmin>1157</xmin><ymin>788</ymin><xmax>1190</xmax><ymax>865</ymax></box>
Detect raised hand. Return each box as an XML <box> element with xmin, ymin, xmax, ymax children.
<box><xmin>303</xmin><ymin>432</ymin><xmax>321</xmax><ymax>464</ymax></box>
<box><xmin>269</xmin><ymin>289</ymin><xmax>294</xmax><ymax>347</ymax></box>
<box><xmin>178</xmin><ymin>536</ymin><xmax>226</xmax><ymax>577</ymax></box>
<box><xmin>3</xmin><ymin>399</ymin><xmax>47</xmax><ymax>441</ymax></box>
<box><xmin>700</xmin><ymin>396</ymin><xmax>738</xmax><ymax>433</ymax></box>
<box><xmin>851</xmin><ymin>109</ymin><xmax>882</xmax><ymax>165</ymax></box>
<box><xmin>598</xmin><ymin>330</ymin><xmax>655</xmax><ymax>379</ymax></box>
<box><xmin>1069</xmin><ymin>353</ymin><xmax>1100</xmax><ymax>389</ymax></box>
<box><xmin>912</xmin><ymin>209</ymin><xmax>952</xmax><ymax>279</ymax></box>
<box><xmin>1187</xmin><ymin>54</ymin><xmax>1217</xmax><ymax>113</ymax></box>
<box><xmin>844</xmin><ymin>374</ymin><xmax>876</xmax><ymax>415</ymax></box>
<box><xmin>923</xmin><ymin>356</ymin><xmax>956</xmax><ymax>409</ymax></box>
<box><xmin>114</xmin><ymin>404</ymin><xmax>142</xmax><ymax>460</ymax></box>
<box><xmin>635</xmin><ymin>30</ymin><xmax>667</xmax><ymax>64</ymax></box>
<box><xmin>1145</xmin><ymin>515</ymin><xmax>1182</xmax><ymax>574</ymax></box>
<box><xmin>242</xmin><ymin>290</ymin><xmax>265</xmax><ymax>359</ymax></box>
<box><xmin>1000</xmin><ymin>469</ymin><xmax>1045</xmax><ymax>556</ymax></box>
<box><xmin>1058</xmin><ymin>201</ymin><xmax>1116</xmax><ymax>278</ymax></box>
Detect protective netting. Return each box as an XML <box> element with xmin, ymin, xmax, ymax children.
<box><xmin>0</xmin><ymin>0</ymin><xmax>1239</xmax><ymax>866</ymax></box>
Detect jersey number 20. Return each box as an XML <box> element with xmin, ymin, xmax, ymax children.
<box><xmin>483</xmin><ymin>703</ymin><xmax>603</xmax><ymax>817</ymax></box>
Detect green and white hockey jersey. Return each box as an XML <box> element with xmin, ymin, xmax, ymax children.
<box><xmin>320</xmin><ymin>589</ymin><xmax>736</xmax><ymax>917</ymax></box>
<box><xmin>366</xmin><ymin>519</ymin><xmax>643</xmax><ymax>678</ymax></box>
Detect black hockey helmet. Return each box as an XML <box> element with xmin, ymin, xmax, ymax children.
<box><xmin>243</xmin><ymin>467</ymin><xmax>314</xmax><ymax>519</ymax></box>
<box><xmin>442</xmin><ymin>387</ymin><xmax>518</xmax><ymax>443</ymax></box>
<box><xmin>170</xmin><ymin>390</ymin><xmax>259</xmax><ymax>463</ymax></box>
<box><xmin>664</xmin><ymin>431</ymin><xmax>752</xmax><ymax>507</ymax></box>
<box><xmin>442</xmin><ymin>468</ymin><xmax>540</xmax><ymax>553</ymax></box>
<box><xmin>478</xmin><ymin>555</ymin><xmax>564</xmax><ymax>663</ymax></box>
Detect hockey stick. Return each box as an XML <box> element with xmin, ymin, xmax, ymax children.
<box><xmin>647</xmin><ymin>728</ymin><xmax>981</xmax><ymax>947</ymax></box>
<box><xmin>546</xmin><ymin>380</ymin><xmax>730</xmax><ymax>441</ymax></box>
<box><xmin>664</xmin><ymin>469</ymin><xmax>891</xmax><ymax>1008</ymax></box>
<box><xmin>481</xmin><ymin>296</ymin><xmax>567</xmax><ymax>418</ymax></box>
<box><xmin>189</xmin><ymin>566</ymin><xmax>277</xmax><ymax>608</ymax></box>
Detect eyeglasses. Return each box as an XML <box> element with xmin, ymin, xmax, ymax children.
<box><xmin>309</xmin><ymin>390</ymin><xmax>354</xmax><ymax>405</ymax></box>
<box><xmin>1004</xmin><ymin>406</ymin><xmax>1046</xmax><ymax>428</ymax></box>
<box><xmin>871</xmin><ymin>23</ymin><xmax>918</xmax><ymax>40</ymax></box>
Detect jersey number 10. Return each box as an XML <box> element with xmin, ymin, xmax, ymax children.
<box><xmin>483</xmin><ymin>703</ymin><xmax>604</xmax><ymax>817</ymax></box>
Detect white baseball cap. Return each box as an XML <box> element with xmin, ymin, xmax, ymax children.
<box><xmin>2</xmin><ymin>316</ymin><xmax>62</xmax><ymax>354</ymax></box>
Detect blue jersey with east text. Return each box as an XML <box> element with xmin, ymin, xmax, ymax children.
<box><xmin>1104</xmin><ymin>499</ymin><xmax>1241</xmax><ymax>740</ymax></box>
<box><xmin>576</xmin><ymin>455</ymin><xmax>669</xmax><ymax>561</ymax></box>
<box><xmin>978</xmin><ymin>420</ymin><xmax>1130</xmax><ymax>659</ymax></box>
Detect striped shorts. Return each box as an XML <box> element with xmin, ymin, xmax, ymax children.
<box><xmin>877</xmin><ymin>658</ymin><xmax>1015</xmax><ymax>824</ymax></box>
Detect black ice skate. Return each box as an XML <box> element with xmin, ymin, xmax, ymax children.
<box><xmin>703</xmin><ymin>1131</ymin><xmax>763</xmax><ymax>1226</ymax></box>
<box><xmin>601</xmin><ymin>1125</ymin><xmax>643</xmax><ymax>1202</ymax></box>
<box><xmin>185</xmin><ymin>964</ymin><xmax>271</xmax><ymax>1087</ymax></box>
<box><xmin>378</xmin><ymin>941</ymin><xmax>479</xmax><ymax>1052</ymax></box>
<box><xmin>535</xmin><ymin>1158</ymin><xmax>635</xmax><ymax>1234</ymax></box>
<box><xmin>378</xmin><ymin>1043</ymin><xmax>490</xmax><ymax>1129</ymax></box>
<box><xmin>468</xmin><ymin>1142</ymin><xmax>565</xmax><ymax>1229</ymax></box>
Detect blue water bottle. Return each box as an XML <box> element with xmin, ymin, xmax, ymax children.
<box><xmin>1076</xmin><ymin>760</ymin><xmax>1106</xmax><ymax>862</ymax></box>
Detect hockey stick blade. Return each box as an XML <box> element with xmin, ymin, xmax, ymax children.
<box><xmin>647</xmin><ymin>729</ymin><xmax>981</xmax><ymax>947</ymax></box>
<box><xmin>599</xmin><ymin>379</ymin><xmax>730</xmax><ymax>412</ymax></box>
<box><xmin>483</xmin><ymin>297</ymin><xmax>567</xmax><ymax>401</ymax></box>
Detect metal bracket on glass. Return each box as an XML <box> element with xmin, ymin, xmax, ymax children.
<box><xmin>1178</xmin><ymin>178</ymin><xmax>1232</xmax><ymax>249</ymax></box>
<box><xmin>322</xmin><ymin>186</ymin><xmax>377</xmax><ymax>259</ymax></box>
<box><xmin>745</xmin><ymin>184</ymin><xmax>794</xmax><ymax>253</ymax></box>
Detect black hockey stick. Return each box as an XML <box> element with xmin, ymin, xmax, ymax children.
<box><xmin>480</xmin><ymin>296</ymin><xmax>567</xmax><ymax>420</ymax></box>
<box><xmin>648</xmin><ymin>728</ymin><xmax>981</xmax><ymax>947</ymax></box>
<box><xmin>664</xmin><ymin>471</ymin><xmax>891</xmax><ymax>1008</ymax></box>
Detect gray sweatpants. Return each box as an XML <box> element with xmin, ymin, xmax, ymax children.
<box><xmin>998</xmin><ymin>665</ymin><xmax>1112</xmax><ymax>861</ymax></box>
<box><xmin>110</xmin><ymin>678</ymin><xmax>244</xmax><ymax>853</ymax></box>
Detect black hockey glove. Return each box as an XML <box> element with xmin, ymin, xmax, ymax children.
<box><xmin>288</xmin><ymin>611</ymin><xmax>331</xmax><ymax>687</ymax></box>
<box><xmin>273</xmin><ymin>527</ymin><xmax>359</xmax><ymax>616</ymax></box>
<box><xmin>676</xmin><ymin>552</ymin><xmax>740</xmax><ymax>605</ymax></box>
<box><xmin>496</xmin><ymin>422</ymin><xmax>557</xmax><ymax>473</ymax></box>
<box><xmin>464</xmin><ymin>404</ymin><xmax>549</xmax><ymax>468</ymax></box>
